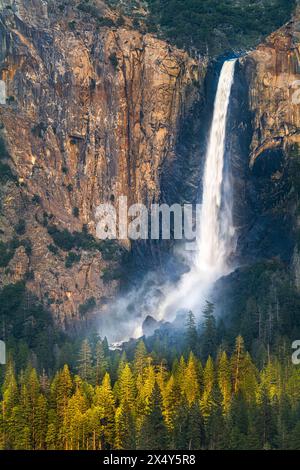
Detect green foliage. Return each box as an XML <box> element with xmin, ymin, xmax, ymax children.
<box><xmin>68</xmin><ymin>21</ymin><xmax>76</xmax><ymax>31</ymax></box>
<box><xmin>200</xmin><ymin>301</ymin><xmax>217</xmax><ymax>361</ymax></box>
<box><xmin>0</xmin><ymin>161</ymin><xmax>15</xmax><ymax>183</ymax></box>
<box><xmin>2</xmin><ymin>334</ymin><xmax>300</xmax><ymax>450</ymax></box>
<box><xmin>109</xmin><ymin>53</ymin><xmax>119</xmax><ymax>70</ymax></box>
<box><xmin>0</xmin><ymin>240</ymin><xmax>15</xmax><ymax>267</ymax></box>
<box><xmin>72</xmin><ymin>207</ymin><xmax>79</xmax><ymax>218</ymax></box>
<box><xmin>47</xmin><ymin>225</ymin><xmax>122</xmax><ymax>260</ymax></box>
<box><xmin>47</xmin><ymin>244</ymin><xmax>58</xmax><ymax>255</ymax></box>
<box><xmin>147</xmin><ymin>0</ymin><xmax>296</xmax><ymax>55</ymax></box>
<box><xmin>0</xmin><ymin>136</ymin><xmax>9</xmax><ymax>159</ymax></box>
<box><xmin>0</xmin><ymin>283</ymin><xmax>68</xmax><ymax>375</ymax></box>
<box><xmin>32</xmin><ymin>194</ymin><xmax>41</xmax><ymax>204</ymax></box>
<box><xmin>97</xmin><ymin>17</ymin><xmax>115</xmax><ymax>27</ymax></box>
<box><xmin>15</xmin><ymin>219</ymin><xmax>26</xmax><ymax>236</ymax></box>
<box><xmin>31</xmin><ymin>122</ymin><xmax>47</xmax><ymax>138</ymax></box>
<box><xmin>101</xmin><ymin>267</ymin><xmax>123</xmax><ymax>283</ymax></box>
<box><xmin>78</xmin><ymin>297</ymin><xmax>96</xmax><ymax>316</ymax></box>
<box><xmin>65</xmin><ymin>252</ymin><xmax>81</xmax><ymax>268</ymax></box>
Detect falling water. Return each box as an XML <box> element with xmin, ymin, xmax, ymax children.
<box><xmin>101</xmin><ymin>60</ymin><xmax>237</xmax><ymax>343</ymax></box>
<box><xmin>158</xmin><ymin>59</ymin><xmax>237</xmax><ymax>320</ymax></box>
<box><xmin>195</xmin><ymin>59</ymin><xmax>237</xmax><ymax>280</ymax></box>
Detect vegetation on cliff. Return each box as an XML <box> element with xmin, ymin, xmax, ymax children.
<box><xmin>111</xmin><ymin>0</ymin><xmax>296</xmax><ymax>55</ymax></box>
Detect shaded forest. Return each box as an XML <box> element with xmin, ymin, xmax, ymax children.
<box><xmin>1</xmin><ymin>309</ymin><xmax>300</xmax><ymax>450</ymax></box>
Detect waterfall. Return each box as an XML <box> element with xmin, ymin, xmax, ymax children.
<box><xmin>102</xmin><ymin>60</ymin><xmax>237</xmax><ymax>343</ymax></box>
<box><xmin>158</xmin><ymin>59</ymin><xmax>237</xmax><ymax>320</ymax></box>
<box><xmin>196</xmin><ymin>59</ymin><xmax>237</xmax><ymax>281</ymax></box>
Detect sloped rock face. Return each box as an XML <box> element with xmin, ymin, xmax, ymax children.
<box><xmin>235</xmin><ymin>9</ymin><xmax>300</xmax><ymax>266</ymax></box>
<box><xmin>0</xmin><ymin>0</ymin><xmax>202</xmax><ymax>329</ymax></box>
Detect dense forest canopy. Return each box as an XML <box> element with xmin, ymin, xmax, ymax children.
<box><xmin>147</xmin><ymin>0</ymin><xmax>296</xmax><ymax>54</ymax></box>
<box><xmin>1</xmin><ymin>330</ymin><xmax>300</xmax><ymax>450</ymax></box>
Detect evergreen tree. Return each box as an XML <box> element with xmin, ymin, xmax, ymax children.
<box><xmin>200</xmin><ymin>301</ymin><xmax>217</xmax><ymax>360</ymax></box>
<box><xmin>137</xmin><ymin>383</ymin><xmax>167</xmax><ymax>450</ymax></box>
<box><xmin>184</xmin><ymin>352</ymin><xmax>200</xmax><ymax>407</ymax></box>
<box><xmin>78</xmin><ymin>339</ymin><xmax>93</xmax><ymax>382</ymax></box>
<box><xmin>94</xmin><ymin>373</ymin><xmax>115</xmax><ymax>449</ymax></box>
<box><xmin>200</xmin><ymin>356</ymin><xmax>215</xmax><ymax>420</ymax></box>
<box><xmin>231</xmin><ymin>335</ymin><xmax>246</xmax><ymax>394</ymax></box>
<box><xmin>185</xmin><ymin>311</ymin><xmax>198</xmax><ymax>354</ymax></box>
<box><xmin>117</xmin><ymin>363</ymin><xmax>135</xmax><ymax>410</ymax></box>
<box><xmin>217</xmin><ymin>351</ymin><xmax>232</xmax><ymax>414</ymax></box>
<box><xmin>1</xmin><ymin>360</ymin><xmax>19</xmax><ymax>449</ymax></box>
<box><xmin>95</xmin><ymin>340</ymin><xmax>108</xmax><ymax>385</ymax></box>
<box><xmin>133</xmin><ymin>340</ymin><xmax>147</xmax><ymax>377</ymax></box>
<box><xmin>115</xmin><ymin>402</ymin><xmax>135</xmax><ymax>450</ymax></box>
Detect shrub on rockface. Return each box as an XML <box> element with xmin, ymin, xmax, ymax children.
<box><xmin>65</xmin><ymin>252</ymin><xmax>81</xmax><ymax>268</ymax></box>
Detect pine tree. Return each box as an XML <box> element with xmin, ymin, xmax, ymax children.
<box><xmin>217</xmin><ymin>351</ymin><xmax>232</xmax><ymax>414</ymax></box>
<box><xmin>184</xmin><ymin>352</ymin><xmax>200</xmax><ymax>407</ymax></box>
<box><xmin>117</xmin><ymin>363</ymin><xmax>135</xmax><ymax>410</ymax></box>
<box><xmin>231</xmin><ymin>335</ymin><xmax>246</xmax><ymax>394</ymax></box>
<box><xmin>78</xmin><ymin>339</ymin><xmax>93</xmax><ymax>382</ymax></box>
<box><xmin>19</xmin><ymin>366</ymin><xmax>42</xmax><ymax>449</ymax></box>
<box><xmin>1</xmin><ymin>360</ymin><xmax>19</xmax><ymax>449</ymax></box>
<box><xmin>255</xmin><ymin>384</ymin><xmax>276</xmax><ymax>449</ymax></box>
<box><xmin>63</xmin><ymin>380</ymin><xmax>87</xmax><ymax>450</ymax></box>
<box><xmin>185</xmin><ymin>311</ymin><xmax>198</xmax><ymax>354</ymax></box>
<box><xmin>95</xmin><ymin>340</ymin><xmax>108</xmax><ymax>385</ymax></box>
<box><xmin>137</xmin><ymin>382</ymin><xmax>167</xmax><ymax>450</ymax></box>
<box><xmin>185</xmin><ymin>402</ymin><xmax>203</xmax><ymax>450</ymax></box>
<box><xmin>50</xmin><ymin>364</ymin><xmax>73</xmax><ymax>445</ymax></box>
<box><xmin>94</xmin><ymin>373</ymin><xmax>115</xmax><ymax>449</ymax></box>
<box><xmin>115</xmin><ymin>402</ymin><xmax>135</xmax><ymax>450</ymax></box>
<box><xmin>162</xmin><ymin>375</ymin><xmax>180</xmax><ymax>436</ymax></box>
<box><xmin>35</xmin><ymin>394</ymin><xmax>47</xmax><ymax>450</ymax></box>
<box><xmin>133</xmin><ymin>340</ymin><xmax>147</xmax><ymax>377</ymax></box>
<box><xmin>200</xmin><ymin>356</ymin><xmax>215</xmax><ymax>420</ymax></box>
<box><xmin>200</xmin><ymin>301</ymin><xmax>217</xmax><ymax>360</ymax></box>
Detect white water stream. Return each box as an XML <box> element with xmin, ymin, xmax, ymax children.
<box><xmin>157</xmin><ymin>59</ymin><xmax>237</xmax><ymax>320</ymax></box>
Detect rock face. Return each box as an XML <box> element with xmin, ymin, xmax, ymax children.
<box><xmin>0</xmin><ymin>0</ymin><xmax>202</xmax><ymax>329</ymax></box>
<box><xmin>233</xmin><ymin>8</ymin><xmax>300</xmax><ymax>266</ymax></box>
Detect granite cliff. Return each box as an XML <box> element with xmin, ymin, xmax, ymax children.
<box><xmin>0</xmin><ymin>0</ymin><xmax>202</xmax><ymax>329</ymax></box>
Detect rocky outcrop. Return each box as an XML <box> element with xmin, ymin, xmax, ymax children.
<box><xmin>0</xmin><ymin>0</ymin><xmax>203</xmax><ymax>329</ymax></box>
<box><xmin>234</xmin><ymin>8</ymin><xmax>300</xmax><ymax>266</ymax></box>
<box><xmin>242</xmin><ymin>9</ymin><xmax>300</xmax><ymax>168</ymax></box>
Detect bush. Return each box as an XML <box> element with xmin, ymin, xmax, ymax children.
<box><xmin>97</xmin><ymin>17</ymin><xmax>115</xmax><ymax>27</ymax></box>
<box><xmin>0</xmin><ymin>161</ymin><xmax>15</xmax><ymax>183</ymax></box>
<box><xmin>73</xmin><ymin>207</ymin><xmax>79</xmax><ymax>218</ymax></box>
<box><xmin>15</xmin><ymin>219</ymin><xmax>26</xmax><ymax>236</ymax></box>
<box><xmin>116</xmin><ymin>16</ymin><xmax>125</xmax><ymax>27</ymax></box>
<box><xmin>47</xmin><ymin>225</ymin><xmax>123</xmax><ymax>260</ymax></box>
<box><xmin>65</xmin><ymin>252</ymin><xmax>81</xmax><ymax>268</ymax></box>
<box><xmin>109</xmin><ymin>53</ymin><xmax>118</xmax><ymax>69</ymax></box>
<box><xmin>47</xmin><ymin>226</ymin><xmax>75</xmax><ymax>251</ymax></box>
<box><xmin>68</xmin><ymin>21</ymin><xmax>76</xmax><ymax>31</ymax></box>
<box><xmin>101</xmin><ymin>267</ymin><xmax>123</xmax><ymax>283</ymax></box>
<box><xmin>79</xmin><ymin>297</ymin><xmax>96</xmax><ymax>316</ymax></box>
<box><xmin>0</xmin><ymin>240</ymin><xmax>15</xmax><ymax>267</ymax></box>
<box><xmin>48</xmin><ymin>244</ymin><xmax>59</xmax><ymax>255</ymax></box>
<box><xmin>32</xmin><ymin>194</ymin><xmax>41</xmax><ymax>204</ymax></box>
<box><xmin>31</xmin><ymin>122</ymin><xmax>47</xmax><ymax>138</ymax></box>
<box><xmin>20</xmin><ymin>239</ymin><xmax>32</xmax><ymax>256</ymax></box>
<box><xmin>0</xmin><ymin>136</ymin><xmax>9</xmax><ymax>160</ymax></box>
